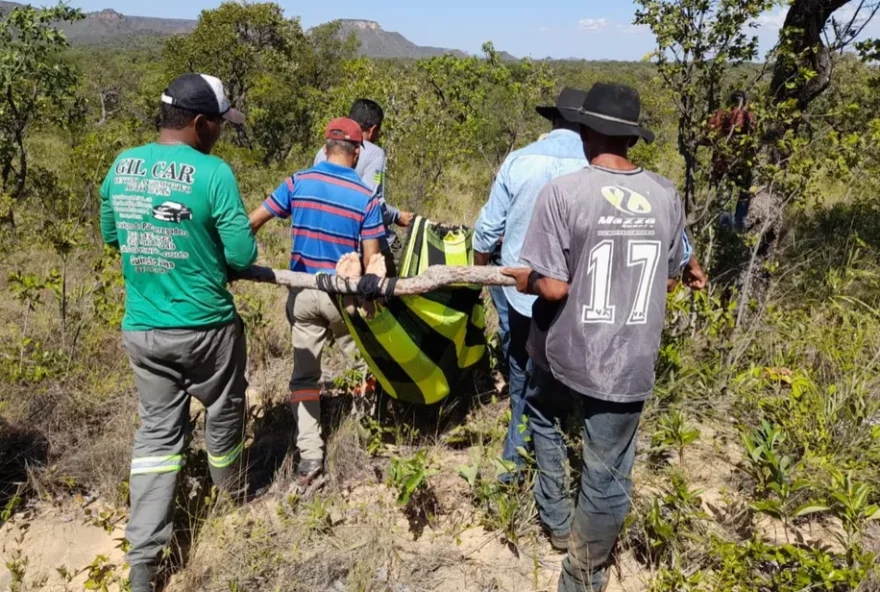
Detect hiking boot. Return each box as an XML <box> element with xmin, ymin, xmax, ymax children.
<box><xmin>128</xmin><ymin>563</ymin><xmax>157</xmax><ymax>592</ymax></box>
<box><xmin>296</xmin><ymin>458</ymin><xmax>324</xmax><ymax>487</ymax></box>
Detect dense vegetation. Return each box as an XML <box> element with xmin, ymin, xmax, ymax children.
<box><xmin>1</xmin><ymin>1</ymin><xmax>880</xmax><ymax>590</ymax></box>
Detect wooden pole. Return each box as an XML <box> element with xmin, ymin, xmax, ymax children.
<box><xmin>234</xmin><ymin>265</ymin><xmax>516</xmax><ymax>295</ymax></box>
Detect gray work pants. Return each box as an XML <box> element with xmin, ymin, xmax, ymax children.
<box><xmin>286</xmin><ymin>288</ymin><xmax>363</xmax><ymax>462</ymax></box>
<box><xmin>122</xmin><ymin>318</ymin><xmax>248</xmax><ymax>567</ymax></box>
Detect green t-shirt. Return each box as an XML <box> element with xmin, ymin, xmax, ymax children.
<box><xmin>100</xmin><ymin>143</ymin><xmax>258</xmax><ymax>331</ymax></box>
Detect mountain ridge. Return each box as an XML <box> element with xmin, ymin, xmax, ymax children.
<box><xmin>0</xmin><ymin>2</ymin><xmax>517</xmax><ymax>60</ymax></box>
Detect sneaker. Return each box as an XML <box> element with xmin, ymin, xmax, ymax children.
<box><xmin>128</xmin><ymin>563</ymin><xmax>157</xmax><ymax>592</ymax></box>
<box><xmin>296</xmin><ymin>458</ymin><xmax>324</xmax><ymax>487</ymax></box>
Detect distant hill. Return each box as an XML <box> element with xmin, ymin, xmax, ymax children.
<box><xmin>0</xmin><ymin>2</ymin><xmax>195</xmax><ymax>44</ymax></box>
<box><xmin>0</xmin><ymin>3</ymin><xmax>517</xmax><ymax>60</ymax></box>
<box><xmin>333</xmin><ymin>19</ymin><xmax>468</xmax><ymax>59</ymax></box>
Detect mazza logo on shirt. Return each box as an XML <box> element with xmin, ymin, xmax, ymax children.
<box><xmin>602</xmin><ymin>186</ymin><xmax>652</xmax><ymax>215</ymax></box>
<box><xmin>599</xmin><ymin>186</ymin><xmax>656</xmax><ymax>229</ymax></box>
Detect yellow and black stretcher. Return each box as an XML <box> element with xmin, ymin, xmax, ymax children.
<box><xmin>339</xmin><ymin>216</ymin><xmax>487</xmax><ymax>405</ymax></box>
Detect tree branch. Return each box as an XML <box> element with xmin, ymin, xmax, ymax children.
<box><xmin>233</xmin><ymin>265</ymin><xmax>516</xmax><ymax>294</ymax></box>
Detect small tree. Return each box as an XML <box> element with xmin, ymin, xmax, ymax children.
<box><xmin>772</xmin><ymin>0</ymin><xmax>879</xmax><ymax>111</ymax></box>
<box><xmin>164</xmin><ymin>2</ymin><xmax>298</xmax><ymax>110</ymax></box>
<box><xmin>164</xmin><ymin>4</ymin><xmax>359</xmax><ymax>164</ymax></box>
<box><xmin>634</xmin><ymin>0</ymin><xmax>773</xmax><ymax>217</ymax></box>
<box><xmin>0</xmin><ymin>3</ymin><xmax>82</xmax><ymax>200</ymax></box>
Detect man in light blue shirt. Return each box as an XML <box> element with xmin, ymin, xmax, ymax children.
<box><xmin>315</xmin><ymin>99</ymin><xmax>413</xmax><ymax>272</ymax></box>
<box><xmin>474</xmin><ymin>88</ymin><xmax>590</xmax><ymax>479</ymax></box>
<box><xmin>476</xmin><ymin>89</ymin><xmax>706</xmax><ymax>482</ymax></box>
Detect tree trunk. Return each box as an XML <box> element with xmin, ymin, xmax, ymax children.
<box><xmin>234</xmin><ymin>265</ymin><xmax>515</xmax><ymax>294</ymax></box>
<box><xmin>770</xmin><ymin>0</ymin><xmax>850</xmax><ymax>110</ymax></box>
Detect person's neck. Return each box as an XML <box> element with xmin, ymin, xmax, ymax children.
<box><xmin>157</xmin><ymin>129</ymin><xmax>199</xmax><ymax>152</ymax></box>
<box><xmin>590</xmin><ymin>152</ymin><xmax>638</xmax><ymax>171</ymax></box>
<box><xmin>326</xmin><ymin>155</ymin><xmax>355</xmax><ymax>168</ymax></box>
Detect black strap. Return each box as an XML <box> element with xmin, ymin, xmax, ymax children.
<box><xmin>316</xmin><ymin>272</ymin><xmax>398</xmax><ymax>301</ymax></box>
<box><xmin>357</xmin><ymin>274</ymin><xmax>384</xmax><ymax>301</ymax></box>
<box><xmin>384</xmin><ymin>277</ymin><xmax>399</xmax><ymax>300</ymax></box>
<box><xmin>315</xmin><ymin>272</ymin><xmax>358</xmax><ymax>296</ymax></box>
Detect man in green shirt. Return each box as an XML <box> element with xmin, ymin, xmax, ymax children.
<box><xmin>100</xmin><ymin>73</ymin><xmax>257</xmax><ymax>592</ymax></box>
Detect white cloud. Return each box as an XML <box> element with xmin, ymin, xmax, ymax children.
<box><xmin>578</xmin><ymin>18</ymin><xmax>611</xmax><ymax>32</ymax></box>
<box><xmin>757</xmin><ymin>8</ymin><xmax>789</xmax><ymax>30</ymax></box>
<box><xmin>538</xmin><ymin>26</ymin><xmax>550</xmax><ymax>32</ymax></box>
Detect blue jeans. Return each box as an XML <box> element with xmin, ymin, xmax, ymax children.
<box><xmin>501</xmin><ymin>307</ymin><xmax>532</xmax><ymax>474</ymax></box>
<box><xmin>489</xmin><ymin>286</ymin><xmax>510</xmax><ymax>362</ymax></box>
<box><xmin>524</xmin><ymin>366</ymin><xmax>644</xmax><ymax>592</ymax></box>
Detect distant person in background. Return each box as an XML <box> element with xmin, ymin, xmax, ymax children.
<box><xmin>474</xmin><ymin>88</ymin><xmax>590</xmax><ymax>484</ymax></box>
<box><xmin>315</xmin><ymin>99</ymin><xmax>414</xmax><ymax>272</ymax></box>
<box><xmin>504</xmin><ymin>83</ymin><xmax>707</xmax><ymax>591</ymax></box>
<box><xmin>100</xmin><ymin>74</ymin><xmax>257</xmax><ymax>592</ymax></box>
<box><xmin>252</xmin><ymin>118</ymin><xmax>385</xmax><ymax>488</ymax></box>
<box><xmin>709</xmin><ymin>90</ymin><xmax>756</xmax><ymax>231</ymax></box>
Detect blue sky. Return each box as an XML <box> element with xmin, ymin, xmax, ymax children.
<box><xmin>62</xmin><ymin>0</ymin><xmax>880</xmax><ymax>61</ymax></box>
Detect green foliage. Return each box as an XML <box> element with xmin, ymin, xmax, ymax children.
<box><xmin>650</xmin><ymin>409</ymin><xmax>701</xmax><ymax>467</ymax></box>
<box><xmin>81</xmin><ymin>554</ymin><xmax>120</xmax><ymax>591</ymax></box>
<box><xmin>0</xmin><ymin>3</ymin><xmax>878</xmax><ymax>590</ymax></box>
<box><xmin>1</xmin><ymin>485</ymin><xmax>22</xmax><ymax>522</ymax></box>
<box><xmin>828</xmin><ymin>470</ymin><xmax>880</xmax><ymax>551</ymax></box>
<box><xmin>3</xmin><ymin>270</ymin><xmax>67</xmax><ymax>383</ymax></box>
<box><xmin>6</xmin><ymin>548</ymin><xmax>29</xmax><ymax>592</ymax></box>
<box><xmin>0</xmin><ymin>2</ymin><xmax>83</xmax><ymax>198</ymax></box>
<box><xmin>387</xmin><ymin>450</ymin><xmax>436</xmax><ymax>507</ymax></box>
<box><xmin>706</xmin><ymin>537</ymin><xmax>874</xmax><ymax>592</ymax></box>
<box><xmin>301</xmin><ymin>496</ymin><xmax>334</xmax><ymax>535</ymax></box>
<box><xmin>457</xmin><ymin>454</ymin><xmax>537</xmax><ymax>546</ymax></box>
<box><xmin>629</xmin><ymin>472</ymin><xmax>706</xmax><ymax>567</ymax></box>
<box><xmin>634</xmin><ymin>0</ymin><xmax>773</xmax><ymax>211</ymax></box>
<box><xmin>164</xmin><ymin>3</ymin><xmax>357</xmax><ymax>164</ymax></box>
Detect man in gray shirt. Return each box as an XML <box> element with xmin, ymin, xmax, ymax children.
<box><xmin>505</xmin><ymin>83</ymin><xmax>706</xmax><ymax>592</ymax></box>
<box><xmin>315</xmin><ymin>99</ymin><xmax>413</xmax><ymax>271</ymax></box>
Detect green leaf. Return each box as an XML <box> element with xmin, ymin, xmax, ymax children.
<box><xmin>793</xmin><ymin>504</ymin><xmax>830</xmax><ymax>518</ymax></box>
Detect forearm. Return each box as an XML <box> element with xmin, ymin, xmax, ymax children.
<box><xmin>249</xmin><ymin>206</ymin><xmax>274</xmax><ymax>235</ymax></box>
<box><xmin>535</xmin><ymin>277</ymin><xmax>569</xmax><ymax>302</ymax></box>
<box><xmin>362</xmin><ymin>239</ymin><xmax>381</xmax><ymax>268</ymax></box>
<box><xmin>474</xmin><ymin>251</ymin><xmax>491</xmax><ymax>266</ymax></box>
<box><xmin>383</xmin><ymin>203</ymin><xmax>401</xmax><ymax>226</ymax></box>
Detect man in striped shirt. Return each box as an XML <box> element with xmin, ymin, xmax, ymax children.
<box><xmin>250</xmin><ymin>117</ymin><xmax>384</xmax><ymax>485</ymax></box>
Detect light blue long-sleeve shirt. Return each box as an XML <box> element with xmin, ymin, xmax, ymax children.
<box><xmin>475</xmin><ymin>129</ymin><xmax>694</xmax><ymax>318</ymax></box>
<box><xmin>475</xmin><ymin>129</ymin><xmax>588</xmax><ymax>317</ymax></box>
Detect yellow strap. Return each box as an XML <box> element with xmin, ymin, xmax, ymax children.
<box><xmin>400</xmin><ymin>217</ymin><xmax>423</xmax><ymax>277</ymax></box>
<box><xmin>405</xmin><ymin>296</ymin><xmax>467</xmax><ymax>344</ymax></box>
<box><xmin>443</xmin><ymin>231</ymin><xmax>469</xmax><ymax>267</ymax></box>
<box><xmin>367</xmin><ymin>305</ymin><xmax>450</xmax><ymax>401</ymax></box>
<box><xmin>339</xmin><ymin>301</ymin><xmax>398</xmax><ymax>398</ymax></box>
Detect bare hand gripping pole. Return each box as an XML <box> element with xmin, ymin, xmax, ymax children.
<box><xmin>233</xmin><ymin>265</ymin><xmax>516</xmax><ymax>295</ymax></box>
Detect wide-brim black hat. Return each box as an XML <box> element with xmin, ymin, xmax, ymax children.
<box><xmin>537</xmin><ymin>87</ymin><xmax>589</xmax><ymax>121</ymax></box>
<box><xmin>560</xmin><ymin>82</ymin><xmax>654</xmax><ymax>144</ymax></box>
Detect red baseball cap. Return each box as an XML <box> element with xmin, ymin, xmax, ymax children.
<box><xmin>325</xmin><ymin>117</ymin><xmax>364</xmax><ymax>145</ymax></box>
